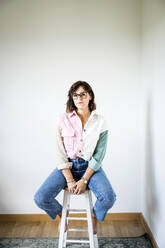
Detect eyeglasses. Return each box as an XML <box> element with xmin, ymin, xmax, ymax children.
<box><xmin>72</xmin><ymin>92</ymin><xmax>88</xmax><ymax>100</ymax></box>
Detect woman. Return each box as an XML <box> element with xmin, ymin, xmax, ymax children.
<box><xmin>34</xmin><ymin>80</ymin><xmax>116</xmax><ymax>234</ymax></box>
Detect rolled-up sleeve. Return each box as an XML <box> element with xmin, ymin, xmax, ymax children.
<box><xmin>55</xmin><ymin>119</ymin><xmax>73</xmax><ymax>170</ymax></box>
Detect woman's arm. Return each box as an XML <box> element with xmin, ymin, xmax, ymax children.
<box><xmin>61</xmin><ymin>168</ymin><xmax>74</xmax><ymax>183</ymax></box>
<box><xmin>74</xmin><ymin>166</ymin><xmax>95</xmax><ymax>194</ymax></box>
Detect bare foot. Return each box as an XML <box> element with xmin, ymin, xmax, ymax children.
<box><xmin>58</xmin><ymin>210</ymin><xmax>69</xmax><ymax>233</ymax></box>
<box><xmin>92</xmin><ymin>213</ymin><xmax>97</xmax><ymax>234</ymax></box>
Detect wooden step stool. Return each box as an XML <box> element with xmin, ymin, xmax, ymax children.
<box><xmin>58</xmin><ymin>187</ymin><xmax>99</xmax><ymax>248</ymax></box>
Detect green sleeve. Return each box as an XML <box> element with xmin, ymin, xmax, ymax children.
<box><xmin>88</xmin><ymin>130</ymin><xmax>108</xmax><ymax>171</ymax></box>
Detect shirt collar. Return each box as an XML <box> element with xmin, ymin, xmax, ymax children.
<box><xmin>68</xmin><ymin>109</ymin><xmax>97</xmax><ymax>119</ymax></box>
<box><xmin>68</xmin><ymin>110</ymin><xmax>77</xmax><ymax>118</ymax></box>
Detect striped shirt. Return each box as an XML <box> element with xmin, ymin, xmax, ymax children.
<box><xmin>55</xmin><ymin>109</ymin><xmax>108</xmax><ymax>171</ymax></box>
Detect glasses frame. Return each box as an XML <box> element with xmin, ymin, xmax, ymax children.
<box><xmin>72</xmin><ymin>91</ymin><xmax>88</xmax><ymax>100</ymax></box>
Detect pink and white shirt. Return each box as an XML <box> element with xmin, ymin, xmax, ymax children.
<box><xmin>55</xmin><ymin>110</ymin><xmax>109</xmax><ymax>171</ymax></box>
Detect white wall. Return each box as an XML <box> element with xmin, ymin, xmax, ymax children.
<box><xmin>141</xmin><ymin>0</ymin><xmax>165</xmax><ymax>247</ymax></box>
<box><xmin>0</xmin><ymin>1</ymin><xmax>141</xmax><ymax>214</ymax></box>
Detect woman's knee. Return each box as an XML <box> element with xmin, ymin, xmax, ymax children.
<box><xmin>34</xmin><ymin>192</ymin><xmax>40</xmax><ymax>206</ymax></box>
<box><xmin>34</xmin><ymin>191</ymin><xmax>45</xmax><ymax>208</ymax></box>
<box><xmin>103</xmin><ymin>191</ymin><xmax>117</xmax><ymax>209</ymax></box>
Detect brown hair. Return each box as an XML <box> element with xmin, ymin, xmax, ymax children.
<box><xmin>66</xmin><ymin>81</ymin><xmax>96</xmax><ymax>113</ymax></box>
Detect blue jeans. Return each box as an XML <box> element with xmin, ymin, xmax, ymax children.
<box><xmin>34</xmin><ymin>158</ymin><xmax>116</xmax><ymax>221</ymax></box>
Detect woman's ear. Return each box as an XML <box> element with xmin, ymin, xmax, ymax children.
<box><xmin>89</xmin><ymin>94</ymin><xmax>92</xmax><ymax>101</ymax></box>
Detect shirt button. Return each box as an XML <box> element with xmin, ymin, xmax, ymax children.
<box><xmin>79</xmin><ymin>150</ymin><xmax>81</xmax><ymax>153</ymax></box>
<box><xmin>80</xmin><ymin>139</ymin><xmax>83</xmax><ymax>142</ymax></box>
<box><xmin>83</xmin><ymin>129</ymin><xmax>86</xmax><ymax>132</ymax></box>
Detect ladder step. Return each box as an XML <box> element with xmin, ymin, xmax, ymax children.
<box><xmin>67</xmin><ymin>217</ymin><xmax>87</xmax><ymax>220</ymax></box>
<box><xmin>66</xmin><ymin>239</ymin><xmax>90</xmax><ymax>244</ymax></box>
<box><xmin>68</xmin><ymin>208</ymin><xmax>87</xmax><ymax>213</ymax></box>
<box><xmin>68</xmin><ymin>228</ymin><xmax>88</xmax><ymax>232</ymax></box>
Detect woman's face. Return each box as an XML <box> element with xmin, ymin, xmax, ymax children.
<box><xmin>72</xmin><ymin>86</ymin><xmax>92</xmax><ymax>111</ymax></box>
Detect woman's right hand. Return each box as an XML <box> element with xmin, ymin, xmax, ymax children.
<box><xmin>67</xmin><ymin>181</ymin><xmax>77</xmax><ymax>194</ymax></box>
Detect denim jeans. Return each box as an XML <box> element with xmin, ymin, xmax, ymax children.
<box><xmin>34</xmin><ymin>158</ymin><xmax>116</xmax><ymax>222</ymax></box>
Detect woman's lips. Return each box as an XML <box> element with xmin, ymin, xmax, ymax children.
<box><xmin>78</xmin><ymin>102</ymin><xmax>83</xmax><ymax>104</ymax></box>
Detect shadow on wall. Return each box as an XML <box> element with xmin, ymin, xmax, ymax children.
<box><xmin>145</xmin><ymin>92</ymin><xmax>160</xmax><ymax>233</ymax></box>
<box><xmin>0</xmin><ymin>188</ymin><xmax>10</xmax><ymax>214</ymax></box>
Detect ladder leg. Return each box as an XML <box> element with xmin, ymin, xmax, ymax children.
<box><xmin>94</xmin><ymin>233</ymin><xmax>99</xmax><ymax>248</ymax></box>
<box><xmin>88</xmin><ymin>191</ymin><xmax>99</xmax><ymax>248</ymax></box>
<box><xmin>85</xmin><ymin>191</ymin><xmax>95</xmax><ymax>248</ymax></box>
<box><xmin>58</xmin><ymin>190</ymin><xmax>68</xmax><ymax>248</ymax></box>
<box><xmin>63</xmin><ymin>192</ymin><xmax>70</xmax><ymax>248</ymax></box>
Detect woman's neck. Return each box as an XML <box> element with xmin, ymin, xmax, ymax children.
<box><xmin>76</xmin><ymin>108</ymin><xmax>91</xmax><ymax>120</ymax></box>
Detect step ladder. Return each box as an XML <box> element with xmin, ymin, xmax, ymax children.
<box><xmin>58</xmin><ymin>188</ymin><xmax>99</xmax><ymax>248</ymax></box>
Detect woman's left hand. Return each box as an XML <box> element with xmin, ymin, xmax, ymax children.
<box><xmin>74</xmin><ymin>179</ymin><xmax>87</xmax><ymax>194</ymax></box>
